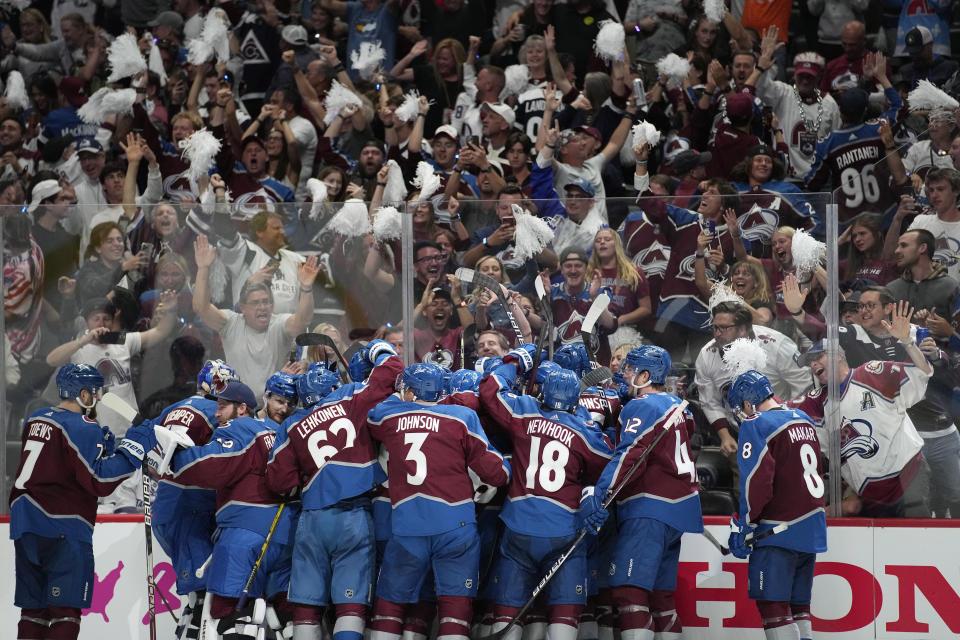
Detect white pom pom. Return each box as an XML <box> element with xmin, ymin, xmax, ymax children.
<box><xmin>350</xmin><ymin>41</ymin><xmax>386</xmax><ymax>81</ymax></box>
<box><xmin>790</xmin><ymin>229</ymin><xmax>825</xmax><ymax>277</ymax></box>
<box><xmin>107</xmin><ymin>33</ymin><xmax>148</xmax><ymax>83</ymax></box>
<box><xmin>512</xmin><ymin>204</ymin><xmax>554</xmax><ymax>262</ymax></box>
<box><xmin>186</xmin><ymin>38</ymin><xmax>213</xmax><ymax>67</ymax></box>
<box><xmin>147</xmin><ymin>39</ymin><xmax>168</xmax><ymax>87</ymax></box>
<box><xmin>394</xmin><ymin>90</ymin><xmax>421</xmax><ymax>123</ymax></box>
<box><xmin>382</xmin><ymin>159</ymin><xmax>408</xmax><ymax>205</ymax></box>
<box><xmin>323</xmin><ymin>80</ymin><xmax>363</xmax><ymax>126</ymax></box>
<box><xmin>307</xmin><ymin>178</ymin><xmax>328</xmax><ymax>219</ymax></box>
<box><xmin>77</xmin><ymin>87</ymin><xmax>111</xmax><ymax>125</ymax></box>
<box><xmin>501</xmin><ymin>64</ymin><xmax>530</xmax><ymax>100</ymax></box>
<box><xmin>708</xmin><ymin>282</ymin><xmax>745</xmax><ymax>311</ymax></box>
<box><xmin>4</xmin><ymin>71</ymin><xmax>28</xmax><ymax>111</ymax></box>
<box><xmin>373</xmin><ymin>206</ymin><xmax>403</xmax><ymax>243</ymax></box>
<box><xmin>908</xmin><ymin>79</ymin><xmax>960</xmax><ymax>112</ymax></box>
<box><xmin>593</xmin><ymin>20</ymin><xmax>625</xmax><ymax>63</ymax></box>
<box><xmin>101</xmin><ymin>88</ymin><xmax>137</xmax><ymax>118</ymax></box>
<box><xmin>412</xmin><ymin>161</ymin><xmax>440</xmax><ymax>200</ymax></box>
<box><xmin>703</xmin><ymin>0</ymin><xmax>725</xmax><ymax>24</ymax></box>
<box><xmin>656</xmin><ymin>53</ymin><xmax>691</xmax><ymax>89</ymax></box>
<box><xmin>209</xmin><ymin>257</ymin><xmax>229</xmax><ymax>305</ymax></box>
<box><xmin>722</xmin><ymin>338</ymin><xmax>768</xmax><ymax>376</ymax></box>
<box><xmin>326</xmin><ymin>199</ymin><xmax>372</xmax><ymax>237</ymax></box>
<box><xmin>631</xmin><ymin>121</ymin><xmax>661</xmax><ymax>150</ymax></box>
<box><xmin>186</xmin><ymin>11</ymin><xmax>230</xmax><ymax>66</ymax></box>
<box><xmin>178</xmin><ymin>128</ymin><xmax>223</xmax><ymax>184</ymax></box>
<box><xmin>3</xmin><ymin>0</ymin><xmax>31</xmax><ymax>9</ymax></box>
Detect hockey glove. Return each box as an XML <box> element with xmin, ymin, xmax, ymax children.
<box><xmin>117</xmin><ymin>420</ymin><xmax>158</xmax><ymax>464</ymax></box>
<box><xmin>147</xmin><ymin>426</ymin><xmax>196</xmax><ymax>477</ymax></box>
<box><xmin>503</xmin><ymin>343</ymin><xmax>538</xmax><ymax>373</ymax></box>
<box><xmin>728</xmin><ymin>514</ymin><xmax>753</xmax><ymax>559</ymax></box>
<box><xmin>579</xmin><ymin>486</ymin><xmax>608</xmax><ymax>534</ymax></box>
<box><xmin>367</xmin><ymin>339</ymin><xmax>397</xmax><ymax>365</ymax></box>
<box><xmin>468</xmin><ymin>467</ymin><xmax>498</xmax><ymax>504</ymax></box>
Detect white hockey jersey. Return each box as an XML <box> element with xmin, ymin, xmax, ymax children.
<box><xmin>788</xmin><ymin>360</ymin><xmax>928</xmax><ymax>498</ymax></box>
<box><xmin>694</xmin><ymin>325</ymin><xmax>812</xmax><ymax>432</ymax></box>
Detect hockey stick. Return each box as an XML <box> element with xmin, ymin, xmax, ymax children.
<box><xmin>296</xmin><ymin>333</ymin><xmax>349</xmax><ymax>383</ymax></box>
<box><xmin>196</xmin><ymin>554</ymin><xmax>212</xmax><ymax>578</ymax></box>
<box><xmin>100</xmin><ymin>393</ymin><xmax>181</xmax><ymax>627</ymax></box>
<box><xmin>236</xmin><ymin>502</ymin><xmax>286</xmax><ymax>610</ymax></box>
<box><xmin>580</xmin><ymin>292</ymin><xmax>610</xmax><ymax>359</ymax></box>
<box><xmin>579</xmin><ymin>366</ymin><xmax>612</xmax><ymax>392</ymax></box>
<box><xmin>483</xmin><ymin>401</ymin><xmax>689</xmax><ymax>640</ymax></box>
<box><xmin>703</xmin><ymin>522</ymin><xmax>789</xmax><ymax>556</ymax></box>
<box><xmin>534</xmin><ymin>275</ymin><xmax>555</xmax><ymax>360</ymax></box>
<box><xmin>456</xmin><ymin>268</ymin><xmax>526</xmax><ymax>347</ymax></box>
<box><xmin>525</xmin><ymin>276</ymin><xmax>554</xmax><ymax>394</ymax></box>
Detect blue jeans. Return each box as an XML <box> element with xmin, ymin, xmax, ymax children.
<box><xmin>921</xmin><ymin>430</ymin><xmax>960</xmax><ymax>517</ymax></box>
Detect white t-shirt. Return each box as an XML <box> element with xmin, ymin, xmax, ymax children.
<box><xmin>908</xmin><ymin>213</ymin><xmax>960</xmax><ymax>280</ymax></box>
<box><xmin>553</xmin><ymin>154</ymin><xmax>608</xmax><ymax>222</ymax></box>
<box><xmin>72</xmin><ymin>332</ymin><xmax>143</xmax><ymax>437</ymax></box>
<box><xmin>219</xmin><ymin>310</ymin><xmax>294</xmax><ymax>396</ymax></box>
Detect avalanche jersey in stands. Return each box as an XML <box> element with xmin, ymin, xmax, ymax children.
<box><xmin>805</xmin><ymin>118</ymin><xmax>901</xmax><ymax>225</ymax></box>
<box><xmin>596</xmin><ymin>265</ymin><xmax>650</xmax><ymax>319</ymax></box>
<box><xmin>731</xmin><ymin>182</ymin><xmax>819</xmax><ymax>247</ymax></box>
<box><xmin>152</xmin><ymin>396</ymin><xmax>219</xmax><ymax>526</ymax></box>
<box><xmin>736</xmin><ymin>408</ymin><xmax>827</xmax><ymax>553</ymax></box>
<box><xmin>479</xmin><ymin>364</ymin><xmax>612</xmax><ymax>536</ymax></box>
<box><xmin>367</xmin><ymin>396</ymin><xmax>510</xmax><ymax>536</ymax></box>
<box><xmin>515</xmin><ymin>82</ymin><xmax>564</xmax><ymax>139</ymax></box>
<box><xmin>550</xmin><ymin>282</ymin><xmax>613</xmax><ymax>363</ymax></box>
<box><xmin>625</xmin><ymin>202</ymin><xmax>735</xmax><ymax>332</ymax></box>
<box><xmin>788</xmin><ymin>361</ymin><xmax>928</xmax><ymax>504</ymax></box>
<box><xmin>166</xmin><ymin>417</ymin><xmax>296</xmax><ymax>541</ymax></box>
<box><xmin>132</xmin><ymin>102</ymin><xmax>199</xmax><ymax>203</ymax></box>
<box><xmin>414</xmin><ymin>326</ymin><xmax>465</xmax><ymax>370</ymax></box>
<box><xmin>266</xmin><ymin>356</ymin><xmax>403</xmax><ymax>508</ymax></box>
<box><xmin>9</xmin><ymin>408</ymin><xmax>141</xmax><ymax>543</ymax></box>
<box><xmin>594</xmin><ymin>393</ymin><xmax>702</xmax><ymax>533</ymax></box>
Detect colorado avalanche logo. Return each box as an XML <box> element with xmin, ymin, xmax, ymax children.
<box><xmin>162</xmin><ymin>171</ymin><xmax>200</xmax><ymax>203</ymax></box>
<box><xmin>839</xmin><ymin>417</ymin><xmax>880</xmax><ymax>462</ymax></box>
<box><xmin>556</xmin><ymin>311</ymin><xmax>585</xmax><ymax>343</ymax></box>
<box><xmin>496</xmin><ymin>246</ymin><xmax>524</xmax><ymax>270</ymax></box>
<box><xmin>95</xmin><ymin>358</ymin><xmax>131</xmax><ymax>389</ymax></box>
<box><xmin>738</xmin><ymin>204</ymin><xmax>779</xmax><ymax>245</ymax></box>
<box><xmin>233</xmin><ymin>189</ymin><xmax>278</xmax><ymax>221</ymax></box>
<box><xmin>423</xmin><ymin>348</ymin><xmax>454</xmax><ymax>369</ymax></box>
<box><xmin>634</xmin><ymin>240</ymin><xmax>670</xmax><ymax>278</ymax></box>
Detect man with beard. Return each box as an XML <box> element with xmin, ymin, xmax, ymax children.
<box><xmin>751</xmin><ymin>27</ymin><xmax>841</xmax><ymax>181</ymax></box>
<box><xmin>694</xmin><ymin>301</ymin><xmax>811</xmax><ymax>458</ymax></box>
<box><xmin>193</xmin><ymin>235</ymin><xmax>320</xmax><ymax>395</ymax></box>
<box><xmin>349</xmin><ymin>140</ymin><xmax>386</xmax><ymax>201</ymax></box>
<box><xmin>414</xmin><ymin>287</ymin><xmax>473</xmax><ymax>368</ymax></box>
<box><xmin>548</xmin><ymin>247</ymin><xmax>616</xmax><ymax>363</ymax></box>
<box><xmin>260</xmin><ymin>371</ymin><xmax>298</xmax><ymax>427</ymax></box>
<box><xmin>213</xmin><ymin>134</ymin><xmax>296</xmax><ymax>221</ymax></box>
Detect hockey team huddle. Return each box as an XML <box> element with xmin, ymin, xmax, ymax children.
<box><xmin>9</xmin><ymin>332</ymin><xmax>833</xmax><ymax>640</ymax></box>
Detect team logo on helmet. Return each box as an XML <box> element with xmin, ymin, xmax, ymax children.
<box><xmin>839</xmin><ymin>417</ymin><xmax>879</xmax><ymax>462</ymax></box>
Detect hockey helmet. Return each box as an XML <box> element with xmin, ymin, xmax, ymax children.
<box><xmin>402</xmin><ymin>363</ymin><xmax>444</xmax><ymax>402</ymax></box>
<box><xmin>622</xmin><ymin>345</ymin><xmax>671</xmax><ymax>385</ymax></box>
<box><xmin>542</xmin><ymin>369</ymin><xmax>581</xmax><ymax>411</ymax></box>
<box><xmin>727</xmin><ymin>370</ymin><xmax>774</xmax><ymax>413</ymax></box>
<box><xmin>298</xmin><ymin>363</ymin><xmax>340</xmax><ymax>408</ymax></box>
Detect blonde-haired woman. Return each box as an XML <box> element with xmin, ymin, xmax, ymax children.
<box><xmin>586</xmin><ymin>228</ymin><xmax>652</xmax><ymax>329</ymax></box>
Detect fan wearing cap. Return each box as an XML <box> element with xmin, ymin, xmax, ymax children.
<box><xmin>164</xmin><ymin>380</ymin><xmax>298</xmax><ymax>630</ymax></box>
<box><xmin>267</xmin><ymin>25</ymin><xmax>321</xmax><ymax>99</ymax></box>
<box><xmin>209</xmin><ymin>125</ymin><xmax>297</xmax><ymax>214</ymax></box>
<box><xmin>751</xmin><ymin>26</ymin><xmax>841</xmax><ymax>180</ymax></box>
<box><xmin>413</xmin><ymin>285</ymin><xmax>474</xmax><ymax>369</ymax></box>
<box><xmin>805</xmin><ymin>69</ymin><xmax>905</xmax><ymax>226</ymax></box>
<box><xmin>900</xmin><ymin>26</ymin><xmax>959</xmax><ymax>89</ymax></box>
<box><xmin>538</xmin><ymin>89</ymin><xmax>638</xmax><ymax>224</ymax></box>
<box><xmin>669</xmin><ymin>150</ymin><xmax>712</xmax><ymax>208</ymax></box>
<box><xmin>703</xmin><ymin>92</ymin><xmax>773</xmax><ymax>180</ymax></box>
<box><xmin>547</xmin><ymin>246</ymin><xmax>616</xmax><ymax>361</ymax></box>
<box><xmin>451</xmin><ymin>61</ymin><xmax>506</xmax><ymax>145</ymax></box>
<box><xmin>29</xmin><ymin>178</ymin><xmax>81</xmax><ymax>307</ymax></box>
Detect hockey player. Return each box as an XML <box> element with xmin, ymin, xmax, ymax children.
<box><xmin>478</xmin><ymin>345</ymin><xmax>612</xmax><ymax>640</ymax></box>
<box><xmin>266</xmin><ymin>340</ymin><xmax>403</xmax><ymax>640</ymax></box>
<box><xmin>9</xmin><ymin>363</ymin><xmax>158</xmax><ymax>640</ymax></box>
<box><xmin>367</xmin><ymin>362</ymin><xmax>511</xmax><ymax>640</ymax></box>
<box><xmin>791</xmin><ymin>305</ymin><xmax>932</xmax><ymax>517</ymax></box>
<box><xmin>262</xmin><ymin>371</ymin><xmax>299</xmax><ymax>427</ymax></box>
<box><xmin>164</xmin><ymin>380</ymin><xmax>296</xmax><ymax>638</ymax></box>
<box><xmin>151</xmin><ymin>359</ymin><xmax>237</xmax><ymax>637</ymax></box>
<box><xmin>727</xmin><ymin>370</ymin><xmax>827</xmax><ymax>640</ymax></box>
<box><xmin>580</xmin><ymin>346</ymin><xmax>702</xmax><ymax>640</ymax></box>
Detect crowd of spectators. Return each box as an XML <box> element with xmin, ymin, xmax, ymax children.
<box><xmin>2</xmin><ymin>0</ymin><xmax>960</xmax><ymax>517</ymax></box>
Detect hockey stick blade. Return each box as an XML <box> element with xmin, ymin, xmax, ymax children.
<box><xmin>702</xmin><ymin>528</ymin><xmax>730</xmax><ymax>555</ymax></box>
<box><xmin>534</xmin><ymin>274</ymin><xmax>553</xmax><ymax>324</ymax></box>
<box><xmin>580</xmin><ymin>366</ymin><xmax>612</xmax><ymax>392</ymax></box>
<box><xmin>295</xmin><ymin>332</ymin><xmax>328</xmax><ymax>347</ymax></box>
<box><xmin>581</xmin><ymin>292</ymin><xmax>610</xmax><ymax>336</ymax></box>
<box><xmin>100</xmin><ymin>392</ymin><xmax>142</xmax><ymax>425</ymax></box>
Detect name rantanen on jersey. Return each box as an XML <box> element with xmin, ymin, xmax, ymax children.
<box><xmin>835</xmin><ymin>144</ymin><xmax>879</xmax><ymax>170</ymax></box>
